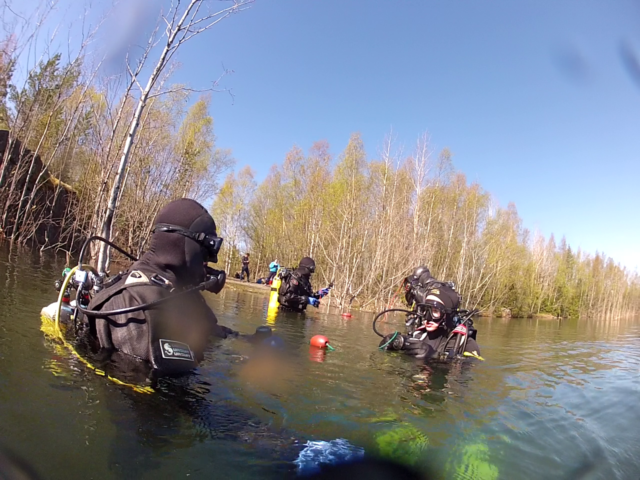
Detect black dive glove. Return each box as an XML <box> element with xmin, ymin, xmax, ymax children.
<box><xmin>403</xmin><ymin>338</ymin><xmax>434</xmax><ymax>359</ymax></box>
<box><xmin>379</xmin><ymin>333</ymin><xmax>408</xmax><ymax>351</ymax></box>
<box><xmin>378</xmin><ymin>334</ymin><xmax>433</xmax><ymax>359</ymax></box>
<box><xmin>203</xmin><ymin>267</ymin><xmax>226</xmax><ymax>294</ymax></box>
<box><xmin>215</xmin><ymin>325</ymin><xmax>238</xmax><ymax>339</ymax></box>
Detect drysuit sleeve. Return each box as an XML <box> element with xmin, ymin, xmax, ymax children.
<box><xmin>378</xmin><ymin>334</ymin><xmax>438</xmax><ymax>359</ymax></box>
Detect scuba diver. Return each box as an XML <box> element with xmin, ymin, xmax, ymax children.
<box><xmin>277</xmin><ymin>257</ymin><xmax>330</xmax><ymax>312</ymax></box>
<box><xmin>55</xmin><ymin>198</ymin><xmax>238</xmax><ymax>380</ymax></box>
<box><xmin>267</xmin><ymin>258</ymin><xmax>279</xmax><ymax>285</ymax></box>
<box><xmin>376</xmin><ymin>266</ymin><xmax>482</xmax><ymax>361</ymax></box>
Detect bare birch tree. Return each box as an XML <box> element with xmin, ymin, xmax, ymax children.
<box><xmin>97</xmin><ymin>0</ymin><xmax>253</xmax><ymax>273</ymax></box>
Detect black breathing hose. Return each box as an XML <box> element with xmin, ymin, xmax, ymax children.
<box><xmin>373</xmin><ymin>305</ymin><xmax>479</xmax><ymax>340</ymax></box>
<box><xmin>372</xmin><ymin>302</ymin><xmax>450</xmax><ymax>338</ymax></box>
<box><xmin>372</xmin><ymin>308</ymin><xmax>416</xmax><ymax>337</ymax></box>
<box><xmin>78</xmin><ymin>235</ymin><xmax>138</xmax><ymax>269</ymax></box>
<box><xmin>72</xmin><ymin>235</ymin><xmax>216</xmax><ymax>318</ymax></box>
<box><xmin>75</xmin><ymin>277</ymin><xmax>218</xmax><ymax>318</ymax></box>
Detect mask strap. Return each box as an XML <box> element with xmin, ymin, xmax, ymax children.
<box><xmin>154</xmin><ymin>223</ymin><xmax>191</xmax><ymax>236</ymax></box>
<box><xmin>153</xmin><ymin>224</ymin><xmax>206</xmax><ymax>243</ymax></box>
<box><xmin>153</xmin><ymin>223</ymin><xmax>221</xmax><ymax>263</ymax></box>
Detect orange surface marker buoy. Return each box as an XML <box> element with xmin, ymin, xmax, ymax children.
<box><xmin>310</xmin><ymin>335</ymin><xmax>335</xmax><ymax>351</ymax></box>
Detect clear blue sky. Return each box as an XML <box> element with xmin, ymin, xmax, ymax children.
<box><xmin>12</xmin><ymin>0</ymin><xmax>640</xmax><ymax>270</ymax></box>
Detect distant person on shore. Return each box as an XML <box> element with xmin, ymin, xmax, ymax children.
<box><xmin>378</xmin><ymin>266</ymin><xmax>482</xmax><ymax>360</ymax></box>
<box><xmin>277</xmin><ymin>257</ymin><xmax>330</xmax><ymax>312</ymax></box>
<box><xmin>240</xmin><ymin>253</ymin><xmax>250</xmax><ymax>282</ymax></box>
<box><xmin>267</xmin><ymin>259</ymin><xmax>279</xmax><ymax>284</ymax></box>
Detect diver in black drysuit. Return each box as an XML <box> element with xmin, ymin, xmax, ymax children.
<box><xmin>82</xmin><ymin>198</ymin><xmax>237</xmax><ymax>377</ymax></box>
<box><xmin>277</xmin><ymin>257</ymin><xmax>329</xmax><ymax>312</ymax></box>
<box><xmin>379</xmin><ymin>266</ymin><xmax>481</xmax><ymax>360</ymax></box>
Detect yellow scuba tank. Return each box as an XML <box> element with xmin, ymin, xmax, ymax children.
<box><xmin>272</xmin><ymin>272</ymin><xmax>282</xmax><ymax>290</ymax></box>
<box><xmin>267</xmin><ymin>269</ymin><xmax>282</xmax><ymax>324</ymax></box>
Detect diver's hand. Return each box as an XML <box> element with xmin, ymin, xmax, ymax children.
<box><xmin>317</xmin><ymin>287</ymin><xmax>331</xmax><ymax>298</ymax></box>
<box><xmin>214</xmin><ymin>325</ymin><xmax>238</xmax><ymax>339</ymax></box>
<box><xmin>378</xmin><ymin>332</ymin><xmax>404</xmax><ymax>351</ymax></box>
<box><xmin>204</xmin><ymin>267</ymin><xmax>226</xmax><ymax>294</ymax></box>
<box><xmin>379</xmin><ymin>333</ymin><xmax>407</xmax><ymax>351</ymax></box>
<box><xmin>404</xmin><ymin>338</ymin><xmax>434</xmax><ymax>359</ymax></box>
<box><xmin>307</xmin><ymin>297</ymin><xmax>320</xmax><ymax>308</ymax></box>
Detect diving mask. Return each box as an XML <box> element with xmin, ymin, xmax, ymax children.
<box><xmin>153</xmin><ymin>223</ymin><xmax>224</xmax><ymax>263</ymax></box>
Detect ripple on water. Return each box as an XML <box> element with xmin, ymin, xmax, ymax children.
<box><xmin>2</xmin><ymin>256</ymin><xmax>640</xmax><ymax>480</ymax></box>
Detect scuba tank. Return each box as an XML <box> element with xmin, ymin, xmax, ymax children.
<box><xmin>268</xmin><ymin>268</ymin><xmax>284</xmax><ymax>309</ymax></box>
<box><xmin>267</xmin><ymin>268</ymin><xmax>287</xmax><ymax>324</ymax></box>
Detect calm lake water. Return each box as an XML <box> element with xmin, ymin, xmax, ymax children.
<box><xmin>1</xmin><ymin>245</ymin><xmax>639</xmax><ymax>479</ymax></box>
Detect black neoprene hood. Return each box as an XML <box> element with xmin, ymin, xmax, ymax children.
<box><xmin>137</xmin><ymin>198</ymin><xmax>217</xmax><ymax>287</ymax></box>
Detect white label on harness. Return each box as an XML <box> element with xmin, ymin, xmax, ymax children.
<box><xmin>125</xmin><ymin>270</ymin><xmax>150</xmax><ymax>286</ymax></box>
<box><xmin>159</xmin><ymin>339</ymin><xmax>194</xmax><ymax>361</ymax></box>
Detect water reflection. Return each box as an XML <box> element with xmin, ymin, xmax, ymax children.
<box><xmin>102</xmin><ymin>364</ymin><xmax>303</xmax><ymax>479</ymax></box>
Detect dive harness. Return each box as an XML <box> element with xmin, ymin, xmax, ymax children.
<box><xmin>69</xmin><ymin>235</ymin><xmax>225</xmax><ymax>320</ymax></box>
<box><xmin>49</xmin><ymin>234</ymin><xmax>226</xmax><ymax>393</ymax></box>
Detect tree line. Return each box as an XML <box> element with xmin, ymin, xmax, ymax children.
<box><xmin>0</xmin><ymin>0</ymin><xmax>250</xmax><ymax>269</ymax></box>
<box><xmin>0</xmin><ymin>1</ymin><xmax>637</xmax><ymax>320</ymax></box>
<box><xmin>212</xmin><ymin>133</ymin><xmax>640</xmax><ymax>320</ymax></box>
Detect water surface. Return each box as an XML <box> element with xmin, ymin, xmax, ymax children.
<box><xmin>0</xmin><ymin>246</ymin><xmax>639</xmax><ymax>479</ymax></box>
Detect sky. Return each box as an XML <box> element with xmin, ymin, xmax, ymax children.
<box><xmin>10</xmin><ymin>0</ymin><xmax>640</xmax><ymax>271</ymax></box>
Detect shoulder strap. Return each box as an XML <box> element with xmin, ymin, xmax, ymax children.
<box><xmin>88</xmin><ymin>270</ymin><xmax>173</xmax><ymax>312</ymax></box>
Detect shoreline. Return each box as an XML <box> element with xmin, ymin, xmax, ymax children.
<box><xmin>222</xmin><ymin>280</ymin><xmax>563</xmax><ymax>320</ymax></box>
<box><xmin>225</xmin><ymin>278</ymin><xmax>272</xmax><ymax>295</ymax></box>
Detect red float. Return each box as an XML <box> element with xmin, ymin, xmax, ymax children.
<box><xmin>310</xmin><ymin>335</ymin><xmax>330</xmax><ymax>349</ymax></box>
<box><xmin>341</xmin><ymin>312</ymin><xmax>352</xmax><ymax>318</ymax></box>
